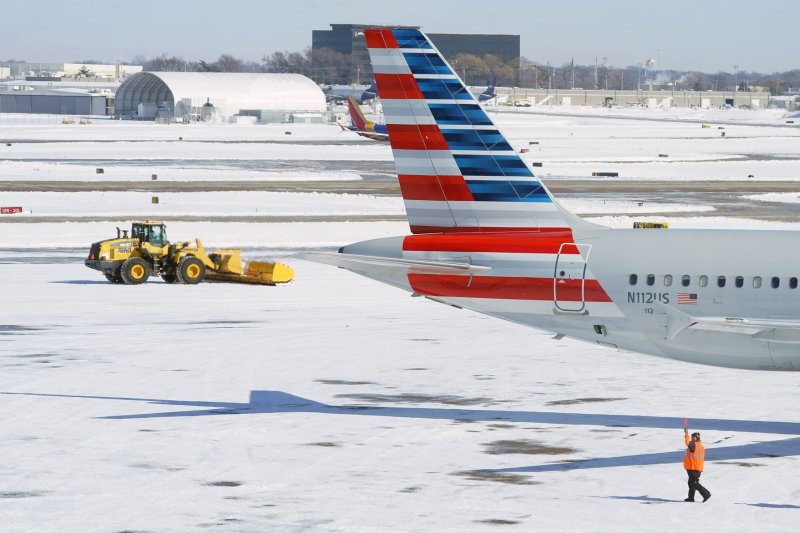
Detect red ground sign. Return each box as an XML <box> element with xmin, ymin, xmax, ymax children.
<box><xmin>1</xmin><ymin>207</ymin><xmax>23</xmax><ymax>214</ymax></box>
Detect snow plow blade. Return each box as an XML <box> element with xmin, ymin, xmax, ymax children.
<box><xmin>205</xmin><ymin>259</ymin><xmax>294</xmax><ymax>285</ymax></box>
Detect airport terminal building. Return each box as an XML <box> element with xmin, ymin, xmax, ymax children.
<box><xmin>115</xmin><ymin>72</ymin><xmax>327</xmax><ymax>122</ymax></box>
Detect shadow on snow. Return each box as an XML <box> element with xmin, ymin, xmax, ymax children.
<box><xmin>2</xmin><ymin>389</ymin><xmax>799</xmax><ymax>472</ymax></box>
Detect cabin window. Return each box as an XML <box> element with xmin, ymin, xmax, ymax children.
<box><xmin>735</xmin><ymin>276</ymin><xmax>744</xmax><ymax>288</ymax></box>
<box><xmin>699</xmin><ymin>275</ymin><xmax>708</xmax><ymax>287</ymax></box>
<box><xmin>664</xmin><ymin>274</ymin><xmax>673</xmax><ymax>286</ymax></box>
<box><xmin>791</xmin><ymin>277</ymin><xmax>798</xmax><ymax>289</ymax></box>
<box><xmin>771</xmin><ymin>277</ymin><xmax>780</xmax><ymax>289</ymax></box>
<box><xmin>753</xmin><ymin>276</ymin><xmax>762</xmax><ymax>289</ymax></box>
<box><xmin>646</xmin><ymin>274</ymin><xmax>655</xmax><ymax>286</ymax></box>
<box><xmin>717</xmin><ymin>276</ymin><xmax>726</xmax><ymax>288</ymax></box>
<box><xmin>629</xmin><ymin>274</ymin><xmax>638</xmax><ymax>285</ymax></box>
<box><xmin>681</xmin><ymin>275</ymin><xmax>690</xmax><ymax>287</ymax></box>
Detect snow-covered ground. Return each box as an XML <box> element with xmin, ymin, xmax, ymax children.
<box><xmin>2</xmin><ymin>252</ymin><xmax>800</xmax><ymax>532</ymax></box>
<box><xmin>2</xmin><ymin>107</ymin><xmax>799</xmax><ymax>183</ymax></box>
<box><xmin>2</xmin><ymin>109</ymin><xmax>800</xmax><ymax>531</ymax></box>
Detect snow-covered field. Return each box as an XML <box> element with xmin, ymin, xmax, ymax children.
<box><xmin>2</xmin><ymin>108</ymin><xmax>800</xmax><ymax>532</ymax></box>
<box><xmin>2</xmin><ymin>107</ymin><xmax>799</xmax><ymax>183</ymax></box>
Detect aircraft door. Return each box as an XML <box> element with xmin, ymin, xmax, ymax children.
<box><xmin>554</xmin><ymin>243</ymin><xmax>591</xmax><ymax>313</ymax></box>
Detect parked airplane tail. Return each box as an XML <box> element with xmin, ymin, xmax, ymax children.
<box><xmin>346</xmin><ymin>95</ymin><xmax>372</xmax><ymax>131</ymax></box>
<box><xmin>478</xmin><ymin>74</ymin><xmax>497</xmax><ymax>101</ymax></box>
<box><xmin>360</xmin><ymin>80</ymin><xmax>378</xmax><ymax>102</ymax></box>
<box><xmin>365</xmin><ymin>28</ymin><xmax>591</xmax><ymax>234</ymax></box>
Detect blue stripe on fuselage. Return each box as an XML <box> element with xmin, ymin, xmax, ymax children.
<box><xmin>466</xmin><ymin>180</ymin><xmax>550</xmax><ymax>202</ymax></box>
<box><xmin>441</xmin><ymin>129</ymin><xmax>513</xmax><ymax>151</ymax></box>
<box><xmin>403</xmin><ymin>53</ymin><xmax>452</xmax><ymax>75</ymax></box>
<box><xmin>454</xmin><ymin>154</ymin><xmax>533</xmax><ymax>177</ymax></box>
<box><xmin>428</xmin><ymin>103</ymin><xmax>493</xmax><ymax>126</ymax></box>
<box><xmin>392</xmin><ymin>29</ymin><xmax>432</xmax><ymax>49</ymax></box>
<box><xmin>416</xmin><ymin>78</ymin><xmax>472</xmax><ymax>101</ymax></box>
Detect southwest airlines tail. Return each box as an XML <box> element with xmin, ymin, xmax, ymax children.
<box><xmin>365</xmin><ymin>28</ymin><xmax>589</xmax><ymax>234</ymax></box>
<box><xmin>346</xmin><ymin>95</ymin><xmax>370</xmax><ymax>131</ymax></box>
<box><xmin>344</xmin><ymin>95</ymin><xmax>389</xmax><ymax>141</ymax></box>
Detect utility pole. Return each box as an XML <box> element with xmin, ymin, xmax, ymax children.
<box><xmin>571</xmin><ymin>58</ymin><xmax>575</xmax><ymax>89</ymax></box>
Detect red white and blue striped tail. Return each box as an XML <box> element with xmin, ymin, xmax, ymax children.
<box><xmin>365</xmin><ymin>28</ymin><xmax>588</xmax><ymax>235</ymax></box>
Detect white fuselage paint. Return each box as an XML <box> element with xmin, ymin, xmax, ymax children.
<box><xmin>337</xmin><ymin>226</ymin><xmax>800</xmax><ymax>371</ymax></box>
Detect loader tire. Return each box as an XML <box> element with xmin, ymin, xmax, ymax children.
<box><xmin>162</xmin><ymin>271</ymin><xmax>178</xmax><ymax>284</ymax></box>
<box><xmin>104</xmin><ymin>269</ymin><xmax>123</xmax><ymax>284</ymax></box>
<box><xmin>120</xmin><ymin>257</ymin><xmax>151</xmax><ymax>285</ymax></box>
<box><xmin>177</xmin><ymin>256</ymin><xmax>205</xmax><ymax>284</ymax></box>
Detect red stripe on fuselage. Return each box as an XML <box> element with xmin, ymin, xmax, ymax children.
<box><xmin>398</xmin><ymin>174</ymin><xmax>474</xmax><ymax>201</ymax></box>
<box><xmin>374</xmin><ymin>73</ymin><xmax>424</xmax><ymax>100</ymax></box>
<box><xmin>387</xmin><ymin>124</ymin><xmax>448</xmax><ymax>150</ymax></box>
<box><xmin>403</xmin><ymin>231</ymin><xmax>577</xmax><ymax>254</ymax></box>
<box><xmin>408</xmin><ymin>274</ymin><xmax>612</xmax><ymax>302</ymax></box>
<box><xmin>364</xmin><ymin>29</ymin><xmax>399</xmax><ymax>49</ymax></box>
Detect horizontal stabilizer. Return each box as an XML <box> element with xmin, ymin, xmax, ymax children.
<box><xmin>693</xmin><ymin>317</ymin><xmax>800</xmax><ymax>344</ymax></box>
<box><xmin>296</xmin><ymin>251</ymin><xmax>491</xmax><ymax>275</ymax></box>
<box><xmin>657</xmin><ymin>303</ymin><xmax>800</xmax><ymax>343</ymax></box>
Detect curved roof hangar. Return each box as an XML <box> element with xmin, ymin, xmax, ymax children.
<box><xmin>115</xmin><ymin>72</ymin><xmax>326</xmax><ymax>118</ymax></box>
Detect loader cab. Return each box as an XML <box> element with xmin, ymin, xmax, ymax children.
<box><xmin>131</xmin><ymin>222</ymin><xmax>167</xmax><ymax>247</ymax></box>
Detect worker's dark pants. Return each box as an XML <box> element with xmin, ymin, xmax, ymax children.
<box><xmin>686</xmin><ymin>470</ymin><xmax>710</xmax><ymax>500</ymax></box>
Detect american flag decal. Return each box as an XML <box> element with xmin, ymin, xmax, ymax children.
<box><xmin>677</xmin><ymin>293</ymin><xmax>698</xmax><ymax>305</ymax></box>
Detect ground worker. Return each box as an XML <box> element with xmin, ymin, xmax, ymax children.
<box><xmin>683</xmin><ymin>426</ymin><xmax>711</xmax><ymax>502</ymax></box>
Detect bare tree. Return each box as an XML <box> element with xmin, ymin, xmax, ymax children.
<box><xmin>196</xmin><ymin>60</ymin><xmax>218</xmax><ymax>72</ymax></box>
<box><xmin>263</xmin><ymin>49</ymin><xmax>312</xmax><ymax>74</ymax></box>
<box><xmin>243</xmin><ymin>61</ymin><xmax>263</xmax><ymax>73</ymax></box>
<box><xmin>144</xmin><ymin>54</ymin><xmax>189</xmax><ymax>72</ymax></box>
<box><xmin>309</xmin><ymin>48</ymin><xmax>351</xmax><ymax>84</ymax></box>
<box><xmin>128</xmin><ymin>55</ymin><xmax>147</xmax><ymax>66</ymax></box>
<box><xmin>215</xmin><ymin>54</ymin><xmax>246</xmax><ymax>72</ymax></box>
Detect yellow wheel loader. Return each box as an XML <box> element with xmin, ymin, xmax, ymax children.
<box><xmin>85</xmin><ymin>221</ymin><xmax>293</xmax><ymax>286</ymax></box>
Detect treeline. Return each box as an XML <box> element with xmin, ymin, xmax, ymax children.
<box><xmin>133</xmin><ymin>50</ymin><xmax>800</xmax><ymax>95</ymax></box>
<box><xmin>135</xmin><ymin>53</ymin><xmax>263</xmax><ymax>73</ymax></box>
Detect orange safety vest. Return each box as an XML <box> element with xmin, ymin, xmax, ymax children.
<box><xmin>683</xmin><ymin>434</ymin><xmax>705</xmax><ymax>471</ymax></box>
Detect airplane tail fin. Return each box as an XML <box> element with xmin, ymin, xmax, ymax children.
<box><xmin>364</xmin><ymin>28</ymin><xmax>592</xmax><ymax>234</ymax></box>
<box><xmin>481</xmin><ymin>73</ymin><xmax>497</xmax><ymax>98</ymax></box>
<box><xmin>361</xmin><ymin>80</ymin><xmax>378</xmax><ymax>102</ymax></box>
<box><xmin>346</xmin><ymin>95</ymin><xmax>372</xmax><ymax>131</ymax></box>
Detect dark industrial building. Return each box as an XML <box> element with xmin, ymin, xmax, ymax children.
<box><xmin>312</xmin><ymin>24</ymin><xmax>520</xmax><ymax>82</ymax></box>
<box><xmin>0</xmin><ymin>90</ymin><xmax>110</xmax><ymax>115</ymax></box>
<box><xmin>425</xmin><ymin>33</ymin><xmax>520</xmax><ymax>63</ymax></box>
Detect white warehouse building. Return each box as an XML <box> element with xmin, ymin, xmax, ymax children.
<box><xmin>115</xmin><ymin>72</ymin><xmax>327</xmax><ymax>122</ymax></box>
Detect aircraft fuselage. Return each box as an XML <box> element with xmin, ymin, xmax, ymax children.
<box><xmin>339</xmin><ymin>227</ymin><xmax>800</xmax><ymax>371</ymax></box>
